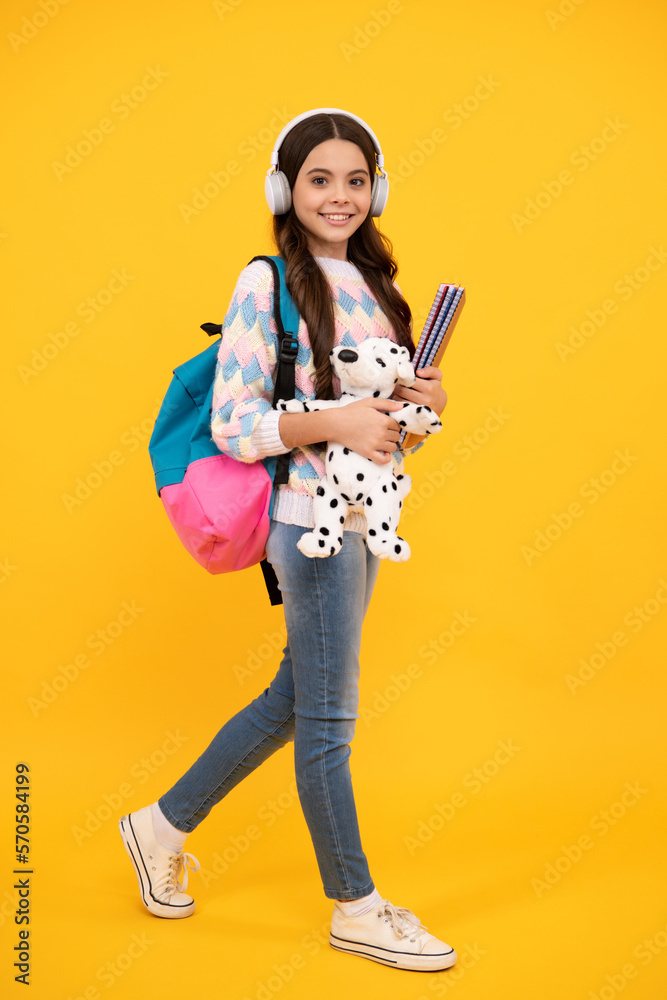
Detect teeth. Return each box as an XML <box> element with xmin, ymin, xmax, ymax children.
<box><xmin>322</xmin><ymin>214</ymin><xmax>351</xmax><ymax>220</ymax></box>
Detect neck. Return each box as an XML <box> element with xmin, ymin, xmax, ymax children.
<box><xmin>307</xmin><ymin>237</ymin><xmax>349</xmax><ymax>261</ymax></box>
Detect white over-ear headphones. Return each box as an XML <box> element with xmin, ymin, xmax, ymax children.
<box><xmin>265</xmin><ymin>107</ymin><xmax>389</xmax><ymax>217</ymax></box>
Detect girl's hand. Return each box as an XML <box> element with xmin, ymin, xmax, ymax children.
<box><xmin>331</xmin><ymin>397</ymin><xmax>406</xmax><ymax>464</ymax></box>
<box><xmin>392</xmin><ymin>366</ymin><xmax>448</xmax><ymax>415</ymax></box>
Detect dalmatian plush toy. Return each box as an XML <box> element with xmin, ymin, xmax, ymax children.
<box><xmin>277</xmin><ymin>337</ymin><xmax>442</xmax><ymax>561</ymax></box>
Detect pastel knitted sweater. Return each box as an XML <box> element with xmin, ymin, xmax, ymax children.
<box><xmin>210</xmin><ymin>256</ymin><xmax>426</xmax><ymax>532</ymax></box>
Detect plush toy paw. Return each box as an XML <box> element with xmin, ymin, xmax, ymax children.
<box><xmin>414</xmin><ymin>405</ymin><xmax>442</xmax><ymax>433</ymax></box>
<box><xmin>296</xmin><ymin>530</ymin><xmax>343</xmax><ymax>559</ymax></box>
<box><xmin>367</xmin><ymin>533</ymin><xmax>411</xmax><ymax>562</ymax></box>
<box><xmin>276</xmin><ymin>398</ymin><xmax>305</xmax><ymax>413</ymax></box>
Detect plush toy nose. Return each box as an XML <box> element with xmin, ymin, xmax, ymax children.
<box><xmin>337</xmin><ymin>349</ymin><xmax>358</xmax><ymax>363</ymax></box>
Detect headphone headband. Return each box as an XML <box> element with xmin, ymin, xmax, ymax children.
<box><xmin>269</xmin><ymin>107</ymin><xmax>385</xmax><ymax>171</ymax></box>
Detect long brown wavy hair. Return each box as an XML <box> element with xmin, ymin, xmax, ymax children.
<box><xmin>271</xmin><ymin>112</ymin><xmax>414</xmax><ymax>400</ymax></box>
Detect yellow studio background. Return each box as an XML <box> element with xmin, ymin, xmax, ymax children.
<box><xmin>2</xmin><ymin>0</ymin><xmax>666</xmax><ymax>997</ymax></box>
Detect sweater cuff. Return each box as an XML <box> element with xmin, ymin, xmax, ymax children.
<box><xmin>249</xmin><ymin>408</ymin><xmax>292</xmax><ymax>458</ymax></box>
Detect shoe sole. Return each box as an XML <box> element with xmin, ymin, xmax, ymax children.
<box><xmin>329</xmin><ymin>932</ymin><xmax>457</xmax><ymax>972</ymax></box>
<box><xmin>118</xmin><ymin>814</ymin><xmax>195</xmax><ymax>919</ymax></box>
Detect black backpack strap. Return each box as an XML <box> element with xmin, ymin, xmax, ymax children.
<box><xmin>246</xmin><ymin>255</ymin><xmax>300</xmax><ymax>607</ymax></box>
<box><xmin>259</xmin><ymin>557</ymin><xmax>282</xmax><ymax>607</ymax></box>
<box><xmin>246</xmin><ymin>255</ymin><xmax>298</xmax><ymax>487</ymax></box>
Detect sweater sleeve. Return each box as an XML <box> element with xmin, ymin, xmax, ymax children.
<box><xmin>210</xmin><ymin>260</ymin><xmax>292</xmax><ymax>463</ymax></box>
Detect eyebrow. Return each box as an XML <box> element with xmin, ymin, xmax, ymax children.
<box><xmin>305</xmin><ymin>167</ymin><xmax>369</xmax><ymax>176</ymax></box>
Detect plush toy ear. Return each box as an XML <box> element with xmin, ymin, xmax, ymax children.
<box><xmin>396</xmin><ymin>359</ymin><xmax>416</xmax><ymax>385</ymax></box>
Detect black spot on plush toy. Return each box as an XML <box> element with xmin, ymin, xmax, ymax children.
<box><xmin>277</xmin><ymin>338</ymin><xmax>441</xmax><ymax>560</ymax></box>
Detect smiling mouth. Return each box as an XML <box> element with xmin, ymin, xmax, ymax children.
<box><xmin>319</xmin><ymin>214</ymin><xmax>353</xmax><ymax>221</ymax></box>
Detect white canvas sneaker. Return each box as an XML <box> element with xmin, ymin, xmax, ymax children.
<box><xmin>330</xmin><ymin>898</ymin><xmax>457</xmax><ymax>972</ymax></box>
<box><xmin>119</xmin><ymin>806</ymin><xmax>200</xmax><ymax>918</ymax></box>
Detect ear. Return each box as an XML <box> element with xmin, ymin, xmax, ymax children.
<box><xmin>396</xmin><ymin>359</ymin><xmax>416</xmax><ymax>385</ymax></box>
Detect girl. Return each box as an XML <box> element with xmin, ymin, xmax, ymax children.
<box><xmin>120</xmin><ymin>108</ymin><xmax>456</xmax><ymax>973</ymax></box>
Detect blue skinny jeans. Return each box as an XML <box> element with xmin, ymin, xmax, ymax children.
<box><xmin>158</xmin><ymin>520</ymin><xmax>381</xmax><ymax>901</ymax></box>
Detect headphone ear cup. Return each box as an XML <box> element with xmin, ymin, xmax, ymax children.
<box><xmin>265</xmin><ymin>171</ymin><xmax>292</xmax><ymax>215</ymax></box>
<box><xmin>369</xmin><ymin>174</ymin><xmax>389</xmax><ymax>217</ymax></box>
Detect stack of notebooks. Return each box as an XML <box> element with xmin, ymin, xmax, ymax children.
<box><xmin>398</xmin><ymin>281</ymin><xmax>466</xmax><ymax>445</ymax></box>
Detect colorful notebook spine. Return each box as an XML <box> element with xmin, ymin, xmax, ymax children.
<box><xmin>398</xmin><ymin>281</ymin><xmax>466</xmax><ymax>446</ymax></box>
<box><xmin>413</xmin><ymin>283</ymin><xmax>466</xmax><ymax>371</ymax></box>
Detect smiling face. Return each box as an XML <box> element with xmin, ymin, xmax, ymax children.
<box><xmin>291</xmin><ymin>138</ymin><xmax>373</xmax><ymax>260</ymax></box>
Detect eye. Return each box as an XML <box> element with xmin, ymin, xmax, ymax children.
<box><xmin>311</xmin><ymin>176</ymin><xmax>366</xmax><ymax>186</ymax></box>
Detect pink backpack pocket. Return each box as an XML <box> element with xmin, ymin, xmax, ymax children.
<box><xmin>159</xmin><ymin>453</ymin><xmax>274</xmax><ymax>574</ymax></box>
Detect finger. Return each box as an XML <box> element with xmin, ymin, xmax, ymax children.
<box><xmin>391</xmin><ymin>387</ymin><xmax>419</xmax><ymax>403</ymax></box>
<box><xmin>370</xmin><ymin>397</ymin><xmax>404</xmax><ymax>410</ymax></box>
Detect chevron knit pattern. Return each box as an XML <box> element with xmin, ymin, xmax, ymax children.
<box><xmin>210</xmin><ymin>256</ymin><xmax>425</xmax><ymax>527</ymax></box>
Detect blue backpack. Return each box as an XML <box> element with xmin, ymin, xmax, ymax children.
<box><xmin>148</xmin><ymin>255</ymin><xmax>300</xmax><ymax>605</ymax></box>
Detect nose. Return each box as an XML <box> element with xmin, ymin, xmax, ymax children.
<box><xmin>328</xmin><ymin>181</ymin><xmax>350</xmax><ymax>204</ymax></box>
<box><xmin>337</xmin><ymin>349</ymin><xmax>358</xmax><ymax>363</ymax></box>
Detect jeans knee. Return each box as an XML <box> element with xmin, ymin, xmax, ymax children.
<box><xmin>294</xmin><ymin>717</ymin><xmax>356</xmax><ymax>765</ymax></box>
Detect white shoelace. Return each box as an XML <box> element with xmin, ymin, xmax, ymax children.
<box><xmin>377</xmin><ymin>900</ymin><xmax>429</xmax><ymax>943</ymax></box>
<box><xmin>155</xmin><ymin>851</ymin><xmax>200</xmax><ymax>900</ymax></box>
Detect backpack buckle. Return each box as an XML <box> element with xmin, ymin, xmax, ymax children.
<box><xmin>280</xmin><ymin>336</ymin><xmax>299</xmax><ymax>362</ymax></box>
